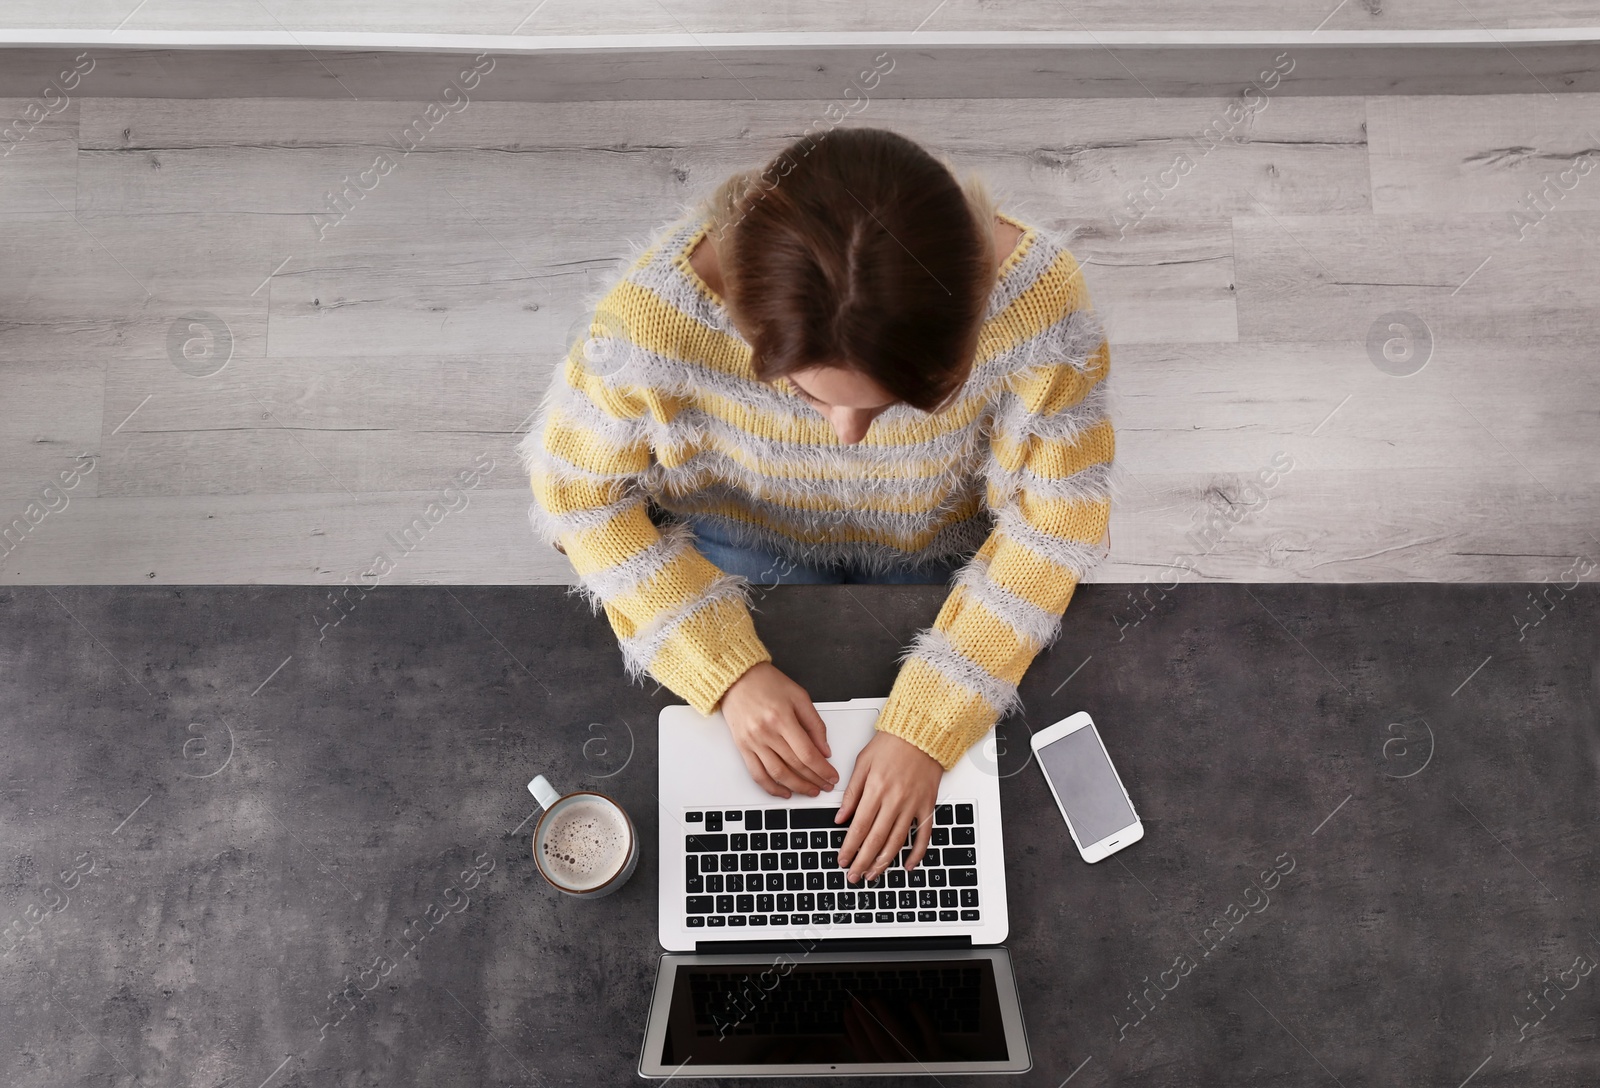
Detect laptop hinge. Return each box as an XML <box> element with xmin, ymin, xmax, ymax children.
<box><xmin>694</xmin><ymin>934</ymin><xmax>972</xmax><ymax>955</ymax></box>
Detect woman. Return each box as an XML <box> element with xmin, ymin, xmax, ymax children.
<box><xmin>519</xmin><ymin>128</ymin><xmax>1113</xmax><ymax>886</ymax></box>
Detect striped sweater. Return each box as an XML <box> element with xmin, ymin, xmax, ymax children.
<box><xmin>517</xmin><ymin>209</ymin><xmax>1114</xmax><ymax>770</ymax></box>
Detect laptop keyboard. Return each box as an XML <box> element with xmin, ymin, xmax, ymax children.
<box><xmin>681</xmin><ymin>803</ymin><xmax>981</xmax><ymax>931</ymax></box>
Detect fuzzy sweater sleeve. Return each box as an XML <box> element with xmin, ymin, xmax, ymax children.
<box><xmin>874</xmin><ymin>248</ymin><xmax>1113</xmax><ymax>769</ymax></box>
<box><xmin>518</xmin><ymin>288</ymin><xmax>771</xmax><ymax>714</ymax></box>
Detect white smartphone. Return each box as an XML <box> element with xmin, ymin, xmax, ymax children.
<box><xmin>1031</xmin><ymin>711</ymin><xmax>1143</xmax><ymax>862</ymax></box>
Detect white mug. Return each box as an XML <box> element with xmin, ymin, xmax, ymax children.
<box><xmin>527</xmin><ymin>774</ymin><xmax>639</xmax><ymax>898</ymax></box>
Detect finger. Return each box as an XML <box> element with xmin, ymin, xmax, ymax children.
<box><xmin>775</xmin><ymin>720</ymin><xmax>837</xmax><ymax>791</ymax></box>
<box><xmin>853</xmin><ymin>806</ymin><xmax>900</xmax><ymax>883</ymax></box>
<box><xmin>840</xmin><ymin>789</ymin><xmax>883</xmax><ymax>879</ymax></box>
<box><xmin>738</xmin><ymin>745</ymin><xmax>789</xmax><ymax>798</ymax></box>
<box><xmin>836</xmin><ymin>753</ymin><xmax>869</xmax><ymax>826</ymax></box>
<box><xmin>905</xmin><ymin>806</ymin><xmax>934</xmax><ymax>870</ymax></box>
<box><xmin>870</xmin><ymin>810</ymin><xmax>915</xmax><ymax>880</ymax></box>
<box><xmin>794</xmin><ymin>695</ymin><xmax>832</xmax><ymax>759</ymax></box>
<box><xmin>757</xmin><ymin>743</ymin><xmax>820</xmax><ymax>797</ymax></box>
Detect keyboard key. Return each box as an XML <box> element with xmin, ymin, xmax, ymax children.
<box><xmin>876</xmin><ymin>912</ymin><xmax>894</xmax><ymax>923</ymax></box>
<box><xmin>856</xmin><ymin>891</ymin><xmax>875</xmax><ymax>909</ymax></box>
<box><xmin>741</xmin><ymin>853</ymin><xmax>759</xmax><ymax>872</ymax></box>
<box><xmin>961</xmin><ymin>909</ymin><xmax>980</xmax><ymax>921</ymax></box>
<box><xmin>685</xmin><ymin>811</ymin><xmax>703</xmax><ymax>823</ymax></box>
<box><xmin>897</xmin><ymin>911</ymin><xmax>915</xmax><ymax>922</ymax></box>
<box><xmin>760</xmin><ymin>853</ymin><xmax>779</xmax><ymax>871</ymax></box>
<box><xmin>919</xmin><ymin>890</ymin><xmax>937</xmax><ymax>908</ymax></box>
<box><xmin>887</xmin><ymin>869</ymin><xmax>906</xmax><ymax>888</ymax></box>
<box><xmin>919</xmin><ymin>910</ymin><xmax>937</xmax><ymax>921</ymax></box>
<box><xmin>801</xmin><ymin>852</ymin><xmax>819</xmax><ymax>870</ymax></box>
<box><xmin>744</xmin><ymin>810</ymin><xmax>763</xmax><ymax>830</ymax></box>
<box><xmin>955</xmin><ymin>804</ymin><xmax>974</xmax><ymax>824</ymax></box>
<box><xmin>736</xmin><ymin>894</ymin><xmax>754</xmax><ymax>913</ymax></box>
<box><xmin>780</xmin><ymin>853</ymin><xmax>799</xmax><ymax>870</ymax></box>
<box><xmin>821</xmin><ymin>851</ymin><xmax>838</xmax><ymax>869</ymax></box>
<box><xmin>770</xmin><ymin>914</ymin><xmax>788</xmax><ymax>926</ymax></box>
<box><xmin>769</xmin><ymin>832</ymin><xmax>788</xmax><ymax>850</ymax></box>
<box><xmin>838</xmin><ymin>891</ymin><xmax>856</xmax><ymax>909</ymax></box>
<box><xmin>940</xmin><ymin>889</ymin><xmax>958</xmax><ymax>908</ymax></box>
<box><xmin>867</xmin><ymin>874</ymin><xmax>886</xmax><ymax>889</ymax></box>
<box><xmin>726</xmin><ymin>874</ymin><xmax>743</xmax><ymax>893</ymax></box>
<box><xmin>811</xmin><ymin>913</ymin><xmax>829</xmax><ymax>925</ymax></box>
<box><xmin>826</xmin><ymin>871</ymin><xmax>844</xmax><ymax>889</ymax></box>
<box><xmin>939</xmin><ymin>910</ymin><xmax>958</xmax><ymax>921</ymax></box>
<box><xmin>854</xmin><ymin>912</ymin><xmax>873</xmax><ymax>923</ymax></box>
<box><xmin>830</xmin><ymin>829</ymin><xmax>847</xmax><ymax>848</ymax></box>
<box><xmin>687</xmin><ymin>916</ymin><xmax>705</xmax><ymax>927</ymax></box>
<box><xmin>806</xmin><ymin>873</ymin><xmax>824</xmax><ymax>891</ymax></box>
<box><xmin>705</xmin><ymin>812</ymin><xmax>723</xmax><ymax>832</ymax></box>
<box><xmin>935</xmin><ymin>804</ymin><xmax>953</xmax><ymax>825</ymax></box>
<box><xmin>686</xmin><ymin>875</ymin><xmax>704</xmax><ymax>893</ymax></box>
<box><xmin>789</xmin><ymin>808</ymin><xmax>841</xmax><ymax>829</ymax></box>
<box><xmin>757</xmin><ymin>893</ymin><xmax>774</xmax><ymax>912</ymax></box>
<box><xmin>685</xmin><ymin>834</ymin><xmax>728</xmax><ymax>852</ymax></box>
<box><xmin>719</xmin><ymin>855</ymin><xmax>738</xmax><ymax>872</ymax></box>
<box><xmin>705</xmin><ymin>875</ymin><xmax>723</xmax><ymax>893</ymax></box>
<box><xmin>818</xmin><ymin>893</ymin><xmax>836</xmax><ymax>910</ymax></box>
<box><xmin>764</xmin><ymin>809</ymin><xmax>787</xmax><ymax>830</ymax></box>
<box><xmin>928</xmin><ymin>869</ymin><xmax>947</xmax><ymax>887</ymax></box>
<box><xmin>950</xmin><ymin>868</ymin><xmax>978</xmax><ymax>887</ymax></box>
<box><xmin>765</xmin><ymin>874</ymin><xmax>783</xmax><ymax>891</ymax></box>
<box><xmin>729</xmin><ymin>916</ymin><xmax>746</xmax><ymax>927</ymax></box>
<box><xmin>686</xmin><ymin>896</ymin><xmax>714</xmax><ymax>914</ymax></box>
<box><xmin>898</xmin><ymin>890</ymin><xmax>916</xmax><ymax>909</ymax></box>
<box><xmin>716</xmin><ymin>895</ymin><xmax>734</xmax><ymax>913</ymax></box>
<box><xmin>809</xmin><ymin>831</ymin><xmax>829</xmax><ymax>850</ymax></box>
<box><xmin>951</xmin><ymin>827</ymin><xmax>975</xmax><ymax>846</ymax></box>
<box><xmin>922</xmin><ymin>848</ymin><xmax>940</xmax><ymax>867</ymax></box>
<box><xmin>791</xmin><ymin>914</ymin><xmax>809</xmax><ymax>925</ymax></box>
<box><xmin>908</xmin><ymin>869</ymin><xmax>926</xmax><ymax>888</ymax></box>
<box><xmin>786</xmin><ymin>873</ymin><xmax>804</xmax><ymax>891</ymax></box>
<box><xmin>833</xmin><ymin>912</ymin><xmax>851</xmax><ymax>924</ymax></box>
<box><xmin>729</xmin><ymin>833</ymin><xmax>748</xmax><ymax>851</ymax></box>
<box><xmin>777</xmin><ymin>894</ymin><xmax>794</xmax><ymax>911</ymax></box>
<box><xmin>725</xmin><ymin>810</ymin><xmax>742</xmax><ymax>822</ymax></box>
<box><xmin>960</xmin><ymin>889</ymin><xmax>980</xmax><ymax>908</ymax></box>
<box><xmin>685</xmin><ymin>857</ymin><xmax>698</xmax><ymax>878</ymax></box>
<box><xmin>944</xmin><ymin>847</ymin><xmax>977</xmax><ymax>867</ymax></box>
<box><xmin>931</xmin><ymin>828</ymin><xmax>949</xmax><ymax>846</ymax></box>
<box><xmin>750</xmin><ymin>915</ymin><xmax>767</xmax><ymax>926</ymax></box>
<box><xmin>798</xmin><ymin>893</ymin><xmax>815</xmax><ymax>911</ymax></box>
<box><xmin>707</xmin><ymin>916</ymin><xmax>725</xmax><ymax>926</ymax></box>
<box><xmin>750</xmin><ymin>833</ymin><xmax>768</xmax><ymax>850</ymax></box>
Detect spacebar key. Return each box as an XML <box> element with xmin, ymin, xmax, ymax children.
<box><xmin>787</xmin><ymin>808</ymin><xmax>842</xmax><ymax>829</ymax></box>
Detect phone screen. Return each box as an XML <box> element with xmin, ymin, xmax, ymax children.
<box><xmin>1038</xmin><ymin>725</ymin><xmax>1136</xmax><ymax>845</ymax></box>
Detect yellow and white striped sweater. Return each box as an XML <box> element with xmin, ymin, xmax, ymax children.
<box><xmin>518</xmin><ymin>210</ymin><xmax>1114</xmax><ymax>770</ymax></box>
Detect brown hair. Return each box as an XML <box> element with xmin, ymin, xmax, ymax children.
<box><xmin>701</xmin><ymin>128</ymin><xmax>999</xmax><ymax>412</ymax></box>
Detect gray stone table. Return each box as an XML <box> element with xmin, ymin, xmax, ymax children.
<box><xmin>1</xmin><ymin>583</ymin><xmax>1596</xmax><ymax>1087</ymax></box>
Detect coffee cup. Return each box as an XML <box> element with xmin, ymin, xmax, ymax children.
<box><xmin>527</xmin><ymin>775</ymin><xmax>638</xmax><ymax>898</ymax></box>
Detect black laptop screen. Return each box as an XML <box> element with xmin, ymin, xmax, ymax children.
<box><xmin>658</xmin><ymin>957</ymin><xmax>1011</xmax><ymax>1066</ymax></box>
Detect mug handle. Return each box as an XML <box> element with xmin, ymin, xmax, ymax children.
<box><xmin>527</xmin><ymin>775</ymin><xmax>560</xmax><ymax>810</ymax></box>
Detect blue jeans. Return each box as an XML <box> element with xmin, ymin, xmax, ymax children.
<box><xmin>684</xmin><ymin>517</ymin><xmax>965</xmax><ymax>586</ymax></box>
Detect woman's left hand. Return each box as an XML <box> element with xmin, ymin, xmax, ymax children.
<box><xmin>835</xmin><ymin>731</ymin><xmax>944</xmax><ymax>882</ymax></box>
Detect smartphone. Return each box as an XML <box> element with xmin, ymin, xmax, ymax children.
<box><xmin>1031</xmin><ymin>712</ymin><xmax>1143</xmax><ymax>862</ymax></box>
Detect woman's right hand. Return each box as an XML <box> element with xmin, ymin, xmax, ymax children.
<box><xmin>720</xmin><ymin>662</ymin><xmax>839</xmax><ymax>798</ymax></box>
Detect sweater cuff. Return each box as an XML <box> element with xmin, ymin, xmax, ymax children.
<box><xmin>875</xmin><ymin>658</ymin><xmax>1000</xmax><ymax>771</ymax></box>
<box><xmin>650</xmin><ymin>598</ymin><xmax>773</xmax><ymax>715</ymax></box>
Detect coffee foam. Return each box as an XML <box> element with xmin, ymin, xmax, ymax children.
<box><xmin>539</xmin><ymin>798</ymin><xmax>630</xmax><ymax>890</ymax></box>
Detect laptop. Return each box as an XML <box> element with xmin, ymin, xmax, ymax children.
<box><xmin>640</xmin><ymin>697</ymin><xmax>1031</xmax><ymax>1077</ymax></box>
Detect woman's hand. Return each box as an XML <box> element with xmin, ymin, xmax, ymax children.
<box><xmin>835</xmin><ymin>732</ymin><xmax>943</xmax><ymax>882</ymax></box>
<box><xmin>720</xmin><ymin>662</ymin><xmax>838</xmax><ymax>798</ymax></box>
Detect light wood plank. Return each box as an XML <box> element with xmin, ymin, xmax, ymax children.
<box><xmin>0</xmin><ymin>359</ymin><xmax>103</xmax><ymax>501</ymax></box>
<box><xmin>1232</xmin><ymin>210</ymin><xmax>1600</xmax><ymax>342</ymax></box>
<box><xmin>0</xmin><ymin>96</ymin><xmax>78</xmax><ymax>217</ymax></box>
<box><xmin>1369</xmin><ymin>93</ymin><xmax>1600</xmax><ymax>216</ymax></box>
<box><xmin>1074</xmin><ymin>220</ymin><xmax>1239</xmax><ymax>344</ymax></box>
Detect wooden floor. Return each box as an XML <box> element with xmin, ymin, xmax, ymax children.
<box><xmin>3</xmin><ymin>90</ymin><xmax>1598</xmax><ymax>585</ymax></box>
<box><xmin>5</xmin><ymin>0</ymin><xmax>1599</xmax><ymax>34</ymax></box>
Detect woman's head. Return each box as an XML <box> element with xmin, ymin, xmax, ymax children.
<box><xmin>705</xmin><ymin>128</ymin><xmax>998</xmax><ymax>440</ymax></box>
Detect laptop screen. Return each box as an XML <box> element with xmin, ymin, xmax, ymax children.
<box><xmin>656</xmin><ymin>956</ymin><xmax>1013</xmax><ymax>1067</ymax></box>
